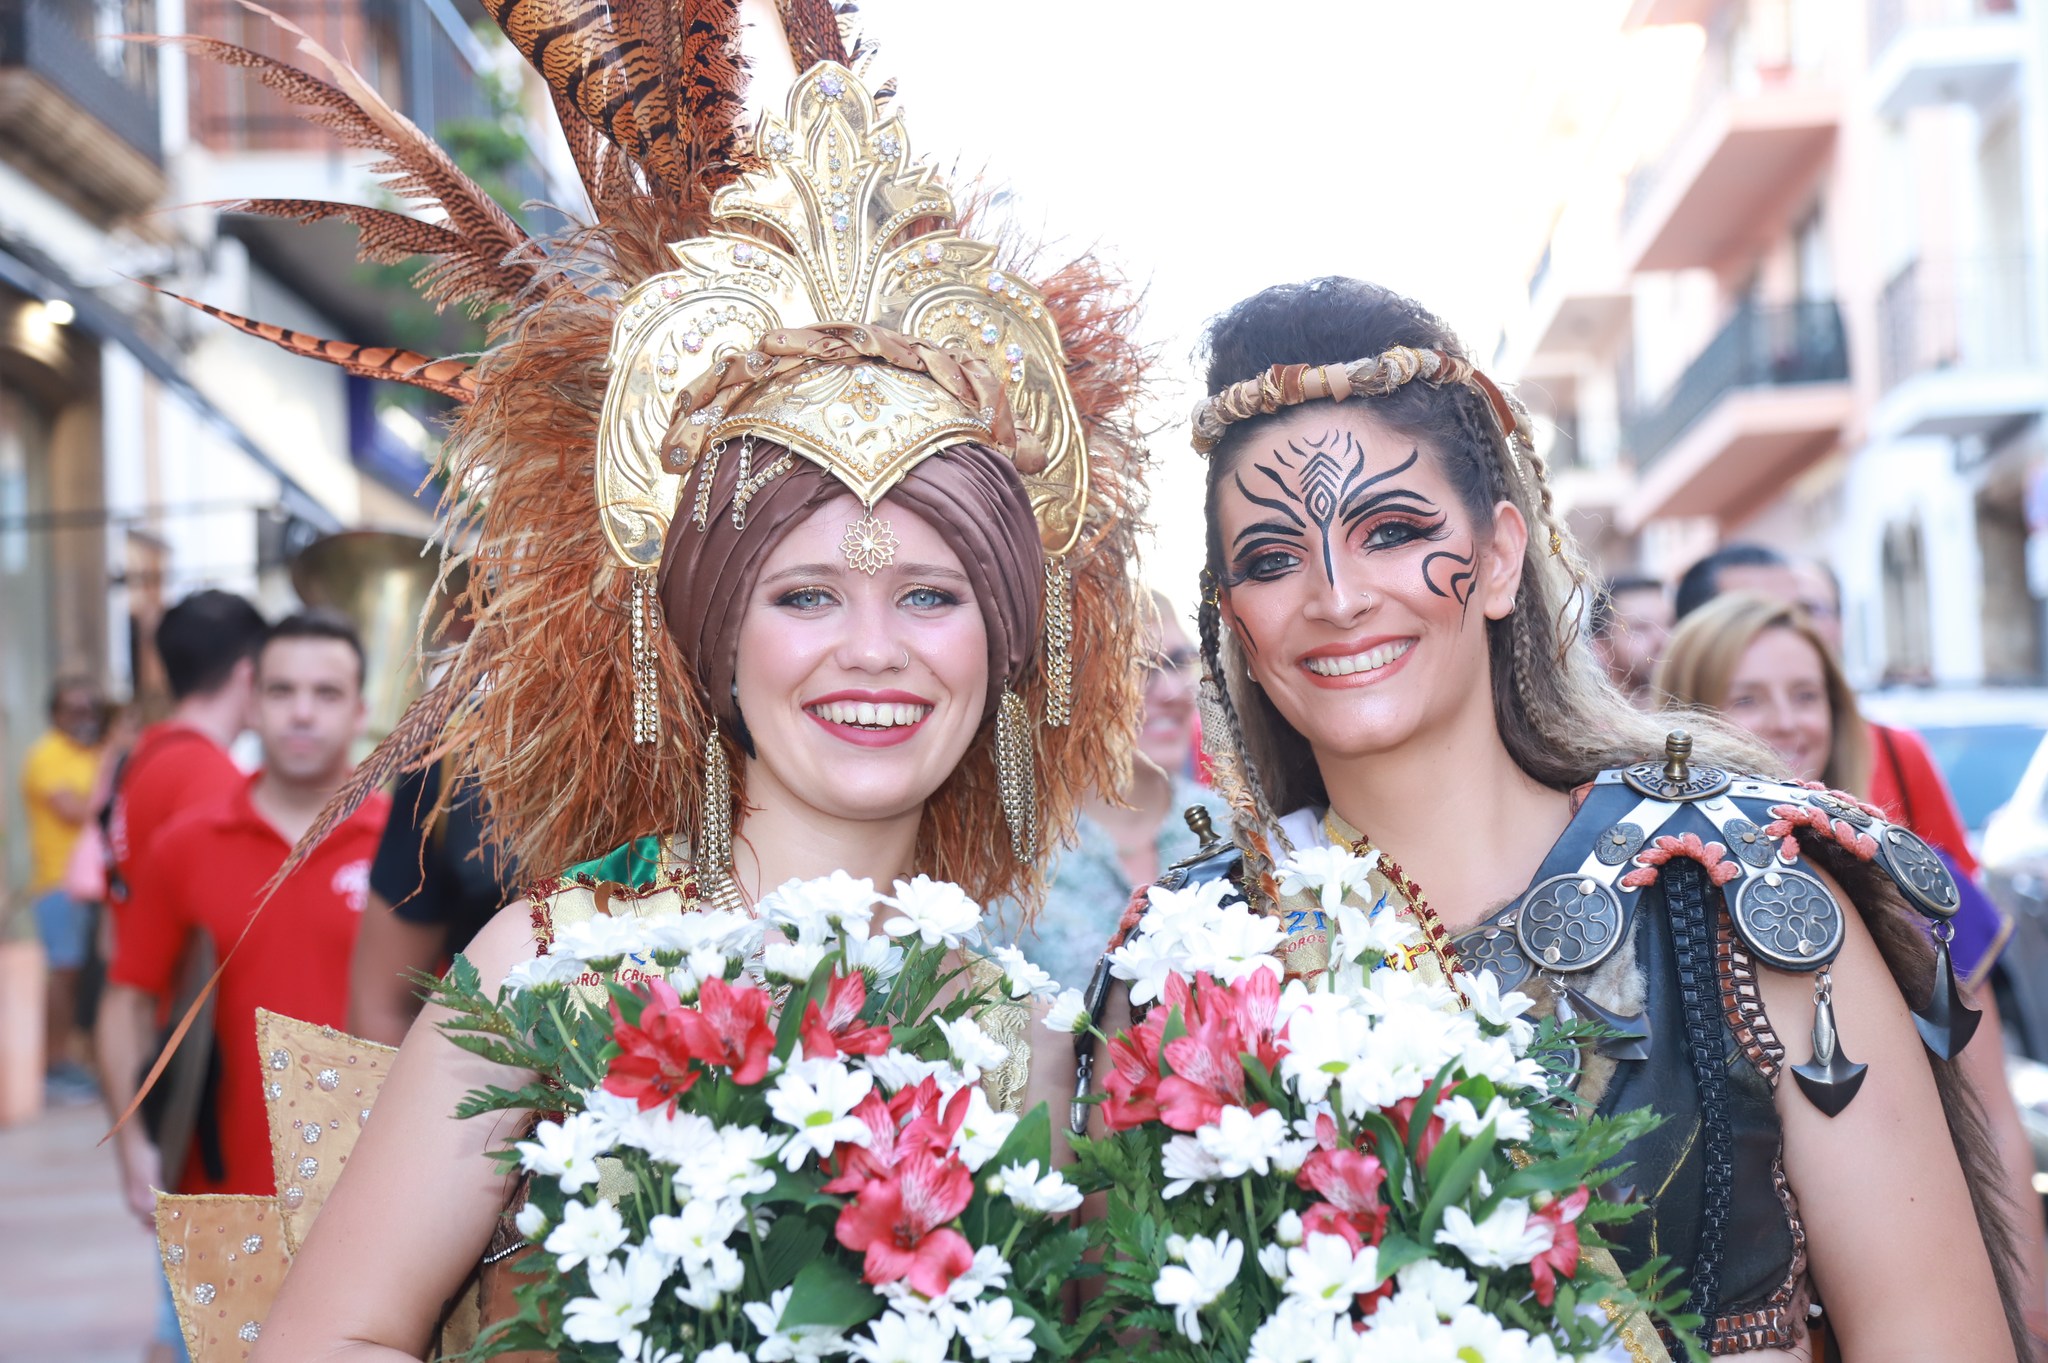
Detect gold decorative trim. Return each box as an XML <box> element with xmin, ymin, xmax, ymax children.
<box><xmin>594</xmin><ymin>63</ymin><xmax>1089</xmax><ymax>569</ymax></box>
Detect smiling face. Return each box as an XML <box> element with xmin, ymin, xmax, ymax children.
<box><xmin>1212</xmin><ymin>408</ymin><xmax>1525</xmax><ymax>768</ymax></box>
<box><xmin>733</xmin><ymin>494</ymin><xmax>991</xmax><ymax>831</ymax></box>
<box><xmin>1722</xmin><ymin>624</ymin><xmax>1833</xmax><ymax>783</ymax></box>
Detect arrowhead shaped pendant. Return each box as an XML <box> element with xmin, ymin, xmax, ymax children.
<box><xmin>1911</xmin><ymin>930</ymin><xmax>1982</xmax><ymax>1061</ymax></box>
<box><xmin>1792</xmin><ymin>975</ymin><xmax>1866</xmax><ymax>1116</ymax></box>
<box><xmin>1562</xmin><ymin>986</ymin><xmax>1653</xmax><ymax>1062</ymax></box>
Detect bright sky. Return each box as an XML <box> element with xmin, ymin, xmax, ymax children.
<box><xmin>757</xmin><ymin>0</ymin><xmax>1646</xmax><ymax>612</ymax></box>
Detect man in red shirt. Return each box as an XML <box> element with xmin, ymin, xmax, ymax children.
<box><xmin>104</xmin><ymin>591</ymin><xmax>269</xmax><ymax>931</ymax></box>
<box><xmin>97</xmin><ymin>592</ymin><xmax>265</xmax><ymax>1212</ymax></box>
<box><xmin>103</xmin><ymin>611</ymin><xmax>388</xmax><ymax>1210</ymax></box>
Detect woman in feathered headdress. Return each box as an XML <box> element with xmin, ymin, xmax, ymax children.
<box><xmin>140</xmin><ymin>4</ymin><xmax>1151</xmax><ymax>1358</ymax></box>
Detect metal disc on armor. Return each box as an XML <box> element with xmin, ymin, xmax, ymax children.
<box><xmin>1620</xmin><ymin>759</ymin><xmax>1731</xmax><ymax>802</ymax></box>
<box><xmin>1593</xmin><ymin>822</ymin><xmax>1646</xmax><ymax>867</ymax></box>
<box><xmin>1730</xmin><ymin>867</ymin><xmax>1845</xmax><ymax>971</ymax></box>
<box><xmin>1454</xmin><ymin>923</ymin><xmax>1534</xmax><ymax>991</ymax></box>
<box><xmin>1722</xmin><ymin>817</ymin><xmax>1776</xmax><ymax>868</ymax></box>
<box><xmin>1512</xmin><ymin>873</ymin><xmax>1629</xmax><ymax>975</ymax></box>
<box><xmin>1809</xmin><ymin>792</ymin><xmax>1876</xmax><ymax>829</ymax></box>
<box><xmin>1876</xmin><ymin>824</ymin><xmax>1959</xmax><ymax>919</ymax></box>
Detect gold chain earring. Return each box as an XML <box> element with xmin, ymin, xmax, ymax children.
<box><xmin>1042</xmin><ymin>555</ymin><xmax>1073</xmax><ymax>727</ymax></box>
<box><xmin>631</xmin><ymin>569</ymin><xmax>658</xmax><ymax>744</ymax></box>
<box><xmin>995</xmin><ymin>687</ymin><xmax>1036</xmax><ymax>861</ymax></box>
<box><xmin>698</xmin><ymin>720</ymin><xmax>745</xmax><ymax>912</ymax></box>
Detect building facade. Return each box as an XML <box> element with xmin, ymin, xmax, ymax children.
<box><xmin>0</xmin><ymin>0</ymin><xmax>558</xmax><ymax>891</ymax></box>
<box><xmin>1497</xmin><ymin>0</ymin><xmax>2047</xmax><ymax>688</ymax></box>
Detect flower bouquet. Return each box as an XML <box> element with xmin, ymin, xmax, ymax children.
<box><xmin>1064</xmin><ymin>847</ymin><xmax>1698</xmax><ymax>1363</ymax></box>
<box><xmin>432</xmin><ymin>871</ymin><xmax>1088</xmax><ymax>1363</ymax></box>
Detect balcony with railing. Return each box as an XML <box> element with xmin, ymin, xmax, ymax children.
<box><xmin>0</xmin><ymin>0</ymin><xmax>164</xmax><ymax>216</ymax></box>
<box><xmin>1874</xmin><ymin>256</ymin><xmax>2047</xmax><ymax>439</ymax></box>
<box><xmin>1868</xmin><ymin>0</ymin><xmax>2024</xmax><ymax>119</ymax></box>
<box><xmin>1619</xmin><ymin>24</ymin><xmax>1838</xmax><ymax>275</ymax></box>
<box><xmin>1620</xmin><ymin>299</ymin><xmax>1853</xmax><ymax>530</ymax></box>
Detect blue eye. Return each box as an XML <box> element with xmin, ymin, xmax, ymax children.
<box><xmin>777</xmin><ymin>587</ymin><xmax>835</xmax><ymax>611</ymax></box>
<box><xmin>902</xmin><ymin>585</ymin><xmax>961</xmax><ymax>609</ymax></box>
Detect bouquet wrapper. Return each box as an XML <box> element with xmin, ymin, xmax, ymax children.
<box><xmin>153</xmin><ymin>1012</ymin><xmax>532</xmax><ymax>1361</ymax></box>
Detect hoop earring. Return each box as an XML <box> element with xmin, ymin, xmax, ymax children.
<box><xmin>994</xmin><ymin>688</ymin><xmax>1035</xmax><ymax>860</ymax></box>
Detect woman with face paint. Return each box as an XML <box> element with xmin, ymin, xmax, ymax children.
<box><xmin>135</xmin><ymin>21</ymin><xmax>1151</xmax><ymax>1359</ymax></box>
<box><xmin>1091</xmin><ymin>279</ymin><xmax>2025</xmax><ymax>1362</ymax></box>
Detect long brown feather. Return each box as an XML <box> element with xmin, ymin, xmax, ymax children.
<box><xmin>142</xmin><ymin>30</ymin><xmax>533</xmax><ymax>310</ymax></box>
<box><xmin>777</xmin><ymin>0</ymin><xmax>849</xmax><ymax>68</ymax></box>
<box><xmin>146</xmin><ymin>284</ymin><xmax>477</xmax><ymax>401</ymax></box>
<box><xmin>476</xmin><ymin>0</ymin><xmax>685</xmax><ymax>193</ymax></box>
<box><xmin>227</xmin><ymin>3</ymin><xmax>533</xmax><ymax>290</ymax></box>
<box><xmin>679</xmin><ymin>0</ymin><xmax>748</xmax><ymax>175</ymax></box>
<box><xmin>209</xmin><ymin>199</ymin><xmax>525</xmax><ymax>315</ymax></box>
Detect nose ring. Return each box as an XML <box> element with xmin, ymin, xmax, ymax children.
<box><xmin>892</xmin><ymin>647</ymin><xmax>911</xmax><ymax>672</ymax></box>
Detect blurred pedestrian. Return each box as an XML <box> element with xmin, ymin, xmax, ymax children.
<box><xmin>997</xmin><ymin>592</ymin><xmax>1224</xmax><ymax>989</ymax></box>
<box><xmin>1657</xmin><ymin>592</ymin><xmax>2048</xmax><ymax>1344</ymax></box>
<box><xmin>93</xmin><ymin>591</ymin><xmax>265</xmax><ymax>1363</ymax></box>
<box><xmin>1673</xmin><ymin>541</ymin><xmax>1803</xmax><ymax>620</ymax></box>
<box><xmin>1588</xmin><ymin>574</ymin><xmax>1671</xmax><ymax>708</ymax></box>
<box><xmin>21</xmin><ymin>675</ymin><xmax>106</xmax><ymax>1098</ymax></box>
<box><xmin>98</xmin><ymin>610</ymin><xmax>383</xmax><ymax>1363</ymax></box>
<box><xmin>348</xmin><ymin>758</ymin><xmax>515</xmax><ymax>1046</ymax></box>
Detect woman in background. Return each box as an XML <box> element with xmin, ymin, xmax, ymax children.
<box><xmin>1003</xmin><ymin>592</ymin><xmax>1225</xmax><ymax>988</ymax></box>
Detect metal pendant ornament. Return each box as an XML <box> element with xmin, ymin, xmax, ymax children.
<box><xmin>1791</xmin><ymin>968</ymin><xmax>1867</xmax><ymax>1117</ymax></box>
<box><xmin>1912</xmin><ymin>918</ymin><xmax>1982</xmax><ymax>1060</ymax></box>
<box><xmin>841</xmin><ymin>512</ymin><xmax>898</xmax><ymax>575</ymax></box>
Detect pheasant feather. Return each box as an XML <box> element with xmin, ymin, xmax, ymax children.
<box><xmin>147</xmin><ymin>285</ymin><xmax>477</xmax><ymax>402</ymax></box>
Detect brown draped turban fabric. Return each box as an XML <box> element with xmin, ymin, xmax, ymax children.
<box><xmin>657</xmin><ymin>439</ymin><xmax>1047</xmax><ymax>729</ymax></box>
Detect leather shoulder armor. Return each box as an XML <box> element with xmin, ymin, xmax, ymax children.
<box><xmin>1465</xmin><ymin>735</ymin><xmax>1959</xmax><ymax>993</ymax></box>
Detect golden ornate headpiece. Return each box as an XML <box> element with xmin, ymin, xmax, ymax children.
<box><xmin>595</xmin><ymin>63</ymin><xmax>1089</xmax><ymax>570</ymax></box>
<box><xmin>1187</xmin><ymin>346</ymin><xmax>1532</xmax><ymax>459</ymax></box>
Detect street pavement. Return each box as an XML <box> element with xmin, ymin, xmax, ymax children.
<box><xmin>0</xmin><ymin>1098</ymin><xmax>161</xmax><ymax>1363</ymax></box>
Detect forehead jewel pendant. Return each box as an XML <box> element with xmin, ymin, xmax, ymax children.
<box><xmin>841</xmin><ymin>512</ymin><xmax>898</xmax><ymax>576</ymax></box>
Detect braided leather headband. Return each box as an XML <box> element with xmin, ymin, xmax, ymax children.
<box><xmin>1188</xmin><ymin>345</ymin><xmax>1526</xmax><ymax>457</ymax></box>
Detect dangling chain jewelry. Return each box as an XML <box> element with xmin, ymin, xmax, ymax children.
<box><xmin>692</xmin><ymin>438</ymin><xmax>727</xmax><ymax>531</ymax></box>
<box><xmin>729</xmin><ymin>434</ymin><xmax>793</xmax><ymax>531</ymax></box>
<box><xmin>631</xmin><ymin>569</ymin><xmax>659</xmax><ymax>744</ymax></box>
<box><xmin>995</xmin><ymin>687</ymin><xmax>1036</xmax><ymax>860</ymax></box>
<box><xmin>698</xmin><ymin>721</ymin><xmax>747</xmax><ymax>913</ymax></box>
<box><xmin>1042</xmin><ymin>555</ymin><xmax>1073</xmax><ymax>727</ymax></box>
